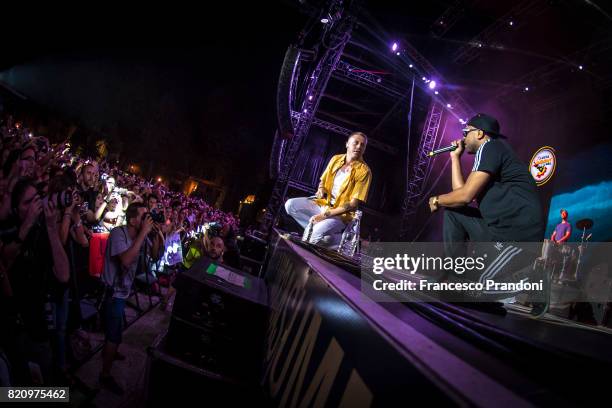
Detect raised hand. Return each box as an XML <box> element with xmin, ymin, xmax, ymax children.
<box><xmin>43</xmin><ymin>196</ymin><xmax>60</xmax><ymax>230</ymax></box>
<box><xmin>141</xmin><ymin>213</ymin><xmax>155</xmax><ymax>235</ymax></box>
<box><xmin>450</xmin><ymin>138</ymin><xmax>465</xmax><ymax>158</ymax></box>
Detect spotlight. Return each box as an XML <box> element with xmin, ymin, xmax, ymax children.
<box><xmin>477</xmin><ymin>43</ymin><xmax>483</xmax><ymax>48</ymax></box>
<box><xmin>157</xmin><ymin>177</ymin><xmax>162</xmax><ymax>182</ymax></box>
<box><xmin>428</xmin><ymin>80</ymin><xmax>437</xmax><ymax>90</ymax></box>
<box><xmin>434</xmin><ymin>91</ymin><xmax>439</xmax><ymax>95</ymax></box>
<box><xmin>303</xmin><ymin>109</ymin><xmax>308</xmax><ymax>113</ymax></box>
<box><xmin>524</xmin><ymin>86</ymin><xmax>529</xmax><ymax>91</ymax></box>
<box><xmin>422</xmin><ymin>76</ymin><xmax>427</xmax><ymax>81</ymax></box>
<box><xmin>446</xmin><ymin>103</ymin><xmax>452</xmax><ymax>108</ymax></box>
<box><xmin>321</xmin><ymin>12</ymin><xmax>337</xmax><ymax>25</ymax></box>
<box><xmin>578</xmin><ymin>65</ymin><xmax>583</xmax><ymax>70</ymax></box>
<box><xmin>409</xmin><ymin>64</ymin><xmax>413</xmax><ymax>68</ymax></box>
<box><xmin>392</xmin><ymin>42</ymin><xmax>398</xmax><ymax>52</ymax></box>
<box><xmin>509</xmin><ymin>21</ymin><xmax>514</xmax><ymax>26</ymax></box>
<box><xmin>308</xmin><ymin>95</ymin><xmax>313</xmax><ymax>101</ymax></box>
<box><xmin>396</xmin><ymin>52</ymin><xmax>400</xmax><ymax>56</ymax></box>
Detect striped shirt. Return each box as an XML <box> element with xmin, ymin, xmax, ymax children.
<box><xmin>471</xmin><ymin>139</ymin><xmax>490</xmax><ymax>172</ymax></box>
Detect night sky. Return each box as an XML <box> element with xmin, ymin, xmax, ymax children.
<box><xmin>0</xmin><ymin>2</ymin><xmax>307</xmax><ymax>211</ymax></box>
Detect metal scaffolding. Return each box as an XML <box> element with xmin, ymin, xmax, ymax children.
<box><xmin>333</xmin><ymin>60</ymin><xmax>405</xmax><ymax>99</ymax></box>
<box><xmin>290</xmin><ymin>110</ymin><xmax>398</xmax><ymax>155</ymax></box>
<box><xmin>400</xmin><ymin>102</ymin><xmax>444</xmax><ymax>239</ymax></box>
<box><xmin>261</xmin><ymin>7</ymin><xmax>355</xmax><ymax>235</ymax></box>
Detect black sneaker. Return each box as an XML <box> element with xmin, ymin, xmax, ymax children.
<box><xmin>99</xmin><ymin>374</ymin><xmax>124</xmax><ymax>395</ymax></box>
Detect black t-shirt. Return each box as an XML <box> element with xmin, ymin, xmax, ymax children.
<box><xmin>78</xmin><ymin>185</ymin><xmax>98</xmax><ymax>212</ymax></box>
<box><xmin>471</xmin><ymin>139</ymin><xmax>544</xmax><ymax>242</ymax></box>
<box><xmin>9</xmin><ymin>225</ymin><xmax>63</xmax><ymax>341</ymax></box>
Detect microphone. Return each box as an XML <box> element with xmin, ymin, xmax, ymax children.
<box><xmin>428</xmin><ymin>144</ymin><xmax>457</xmax><ymax>157</ymax></box>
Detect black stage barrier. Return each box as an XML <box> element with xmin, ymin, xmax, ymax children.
<box><xmin>260</xmin><ymin>231</ymin><xmax>612</xmax><ymax>407</ymax></box>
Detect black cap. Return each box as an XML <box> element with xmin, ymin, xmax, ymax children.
<box><xmin>467</xmin><ymin>113</ymin><xmax>506</xmax><ymax>139</ymax></box>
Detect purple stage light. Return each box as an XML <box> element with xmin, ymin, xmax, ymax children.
<box><xmin>429</xmin><ymin>80</ymin><xmax>437</xmax><ymax>90</ymax></box>
<box><xmin>392</xmin><ymin>42</ymin><xmax>398</xmax><ymax>51</ymax></box>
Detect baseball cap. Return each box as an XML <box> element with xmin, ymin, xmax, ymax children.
<box><xmin>466</xmin><ymin>113</ymin><xmax>507</xmax><ymax>139</ymax></box>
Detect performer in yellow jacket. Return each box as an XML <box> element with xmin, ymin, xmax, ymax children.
<box><xmin>285</xmin><ymin>132</ymin><xmax>371</xmax><ymax>248</ymax></box>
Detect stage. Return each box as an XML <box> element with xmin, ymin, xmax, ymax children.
<box><xmin>261</xmin><ymin>231</ymin><xmax>612</xmax><ymax>407</ymax></box>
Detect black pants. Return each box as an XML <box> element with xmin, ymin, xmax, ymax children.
<box><xmin>443</xmin><ymin>207</ymin><xmax>539</xmax><ymax>289</ymax></box>
<box><xmin>443</xmin><ymin>206</ymin><xmax>493</xmax><ymax>258</ymax></box>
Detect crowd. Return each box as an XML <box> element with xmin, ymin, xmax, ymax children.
<box><xmin>0</xmin><ymin>113</ymin><xmax>242</xmax><ymax>390</ymax></box>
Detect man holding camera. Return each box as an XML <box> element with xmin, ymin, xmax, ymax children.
<box><xmin>99</xmin><ymin>202</ymin><xmax>162</xmax><ymax>394</ymax></box>
<box><xmin>2</xmin><ymin>178</ymin><xmax>70</xmax><ymax>385</ymax></box>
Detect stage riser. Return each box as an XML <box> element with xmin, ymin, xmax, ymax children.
<box><xmin>261</xmin><ymin>240</ymin><xmax>456</xmax><ymax>407</ymax></box>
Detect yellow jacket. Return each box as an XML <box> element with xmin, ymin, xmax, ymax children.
<box><xmin>314</xmin><ymin>154</ymin><xmax>372</xmax><ymax>223</ymax></box>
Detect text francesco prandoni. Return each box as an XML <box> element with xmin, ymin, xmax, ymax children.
<box><xmin>372</xmin><ymin>254</ymin><xmax>486</xmax><ymax>275</ymax></box>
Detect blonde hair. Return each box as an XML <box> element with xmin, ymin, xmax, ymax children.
<box><xmin>348</xmin><ymin>132</ymin><xmax>367</xmax><ymax>143</ymax></box>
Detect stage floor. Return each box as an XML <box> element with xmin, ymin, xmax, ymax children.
<box><xmin>273</xmin><ymin>232</ymin><xmax>612</xmax><ymax>406</ymax></box>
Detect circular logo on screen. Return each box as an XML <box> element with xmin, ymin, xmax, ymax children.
<box><xmin>529</xmin><ymin>146</ymin><xmax>556</xmax><ymax>186</ymax></box>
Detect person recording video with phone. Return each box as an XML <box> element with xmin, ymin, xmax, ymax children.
<box><xmin>99</xmin><ymin>202</ymin><xmax>162</xmax><ymax>394</ymax></box>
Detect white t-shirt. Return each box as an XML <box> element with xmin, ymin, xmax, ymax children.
<box><xmin>330</xmin><ymin>166</ymin><xmax>350</xmax><ymax>205</ymax></box>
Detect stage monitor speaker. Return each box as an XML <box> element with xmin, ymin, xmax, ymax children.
<box><xmin>145</xmin><ymin>332</ymin><xmax>268</xmax><ymax>406</ymax></box>
<box><xmin>168</xmin><ymin>257</ymin><xmax>268</xmax><ymax>379</ymax></box>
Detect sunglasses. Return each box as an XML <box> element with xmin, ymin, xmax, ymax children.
<box><xmin>462</xmin><ymin>127</ymin><xmax>480</xmax><ymax>138</ymax></box>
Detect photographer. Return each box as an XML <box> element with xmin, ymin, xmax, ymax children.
<box><xmin>99</xmin><ymin>202</ymin><xmax>162</xmax><ymax>394</ymax></box>
<box><xmin>50</xmin><ymin>173</ymin><xmax>89</xmax><ymax>249</ymax></box>
<box><xmin>2</xmin><ymin>178</ymin><xmax>70</xmax><ymax>385</ymax></box>
<box><xmin>48</xmin><ymin>175</ymin><xmax>89</xmax><ymax>380</ymax></box>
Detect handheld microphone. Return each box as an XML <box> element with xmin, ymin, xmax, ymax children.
<box><xmin>428</xmin><ymin>145</ymin><xmax>457</xmax><ymax>157</ymax></box>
